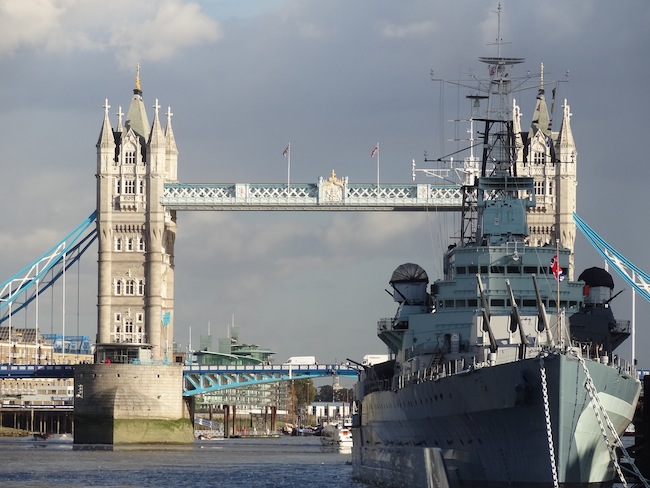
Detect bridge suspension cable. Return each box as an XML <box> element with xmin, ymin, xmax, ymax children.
<box><xmin>0</xmin><ymin>212</ymin><xmax>97</xmax><ymax>316</ymax></box>
<box><xmin>574</xmin><ymin>213</ymin><xmax>650</xmax><ymax>302</ymax></box>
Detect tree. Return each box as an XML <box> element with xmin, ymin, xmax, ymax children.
<box><xmin>293</xmin><ymin>379</ymin><xmax>317</xmax><ymax>412</ymax></box>
<box><xmin>315</xmin><ymin>384</ymin><xmax>334</xmax><ymax>402</ymax></box>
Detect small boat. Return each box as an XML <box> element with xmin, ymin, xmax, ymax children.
<box><xmin>320</xmin><ymin>422</ymin><xmax>353</xmax><ymax>448</ymax></box>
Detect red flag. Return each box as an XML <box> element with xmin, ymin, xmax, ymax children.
<box><xmin>550</xmin><ymin>255</ymin><xmax>565</xmax><ymax>281</ymax></box>
<box><xmin>283</xmin><ymin>144</ymin><xmax>290</xmax><ymax>157</ymax></box>
<box><xmin>370</xmin><ymin>144</ymin><xmax>378</xmax><ymax>158</ymax></box>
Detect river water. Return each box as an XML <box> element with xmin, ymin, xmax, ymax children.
<box><xmin>0</xmin><ymin>435</ymin><xmax>365</xmax><ymax>488</ymax></box>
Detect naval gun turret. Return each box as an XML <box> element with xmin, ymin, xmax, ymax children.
<box><xmin>569</xmin><ymin>267</ymin><xmax>630</xmax><ymax>356</ymax></box>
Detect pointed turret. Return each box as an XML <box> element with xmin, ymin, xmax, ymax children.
<box><xmin>556</xmin><ymin>100</ymin><xmax>576</xmax><ymax>158</ymax></box>
<box><xmin>165</xmin><ymin>106</ymin><xmax>178</xmax><ymax>182</ymax></box>
<box><xmin>96</xmin><ymin>99</ymin><xmax>116</xmax><ymax>173</ymax></box>
<box><xmin>148</xmin><ymin>99</ymin><xmax>165</xmax><ymax>148</ymax></box>
<box><xmin>528</xmin><ymin>63</ymin><xmax>551</xmax><ymax>138</ymax></box>
<box><xmin>116</xmin><ymin>106</ymin><xmax>124</xmax><ymax>133</ymax></box>
<box><xmin>125</xmin><ymin>64</ymin><xmax>150</xmax><ymax>140</ymax></box>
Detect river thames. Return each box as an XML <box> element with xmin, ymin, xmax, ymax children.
<box><xmin>0</xmin><ymin>435</ymin><xmax>365</xmax><ymax>488</ymax></box>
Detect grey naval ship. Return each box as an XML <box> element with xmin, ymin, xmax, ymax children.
<box><xmin>351</xmin><ymin>36</ymin><xmax>642</xmax><ymax>488</ymax></box>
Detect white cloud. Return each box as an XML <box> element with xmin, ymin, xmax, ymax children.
<box><xmin>0</xmin><ymin>0</ymin><xmax>221</xmax><ymax>69</ymax></box>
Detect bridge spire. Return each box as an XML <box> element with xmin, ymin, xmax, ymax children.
<box><xmin>125</xmin><ymin>64</ymin><xmax>150</xmax><ymax>140</ymax></box>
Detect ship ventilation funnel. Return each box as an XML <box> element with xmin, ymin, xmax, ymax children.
<box><xmin>389</xmin><ymin>263</ymin><xmax>429</xmax><ymax>305</ymax></box>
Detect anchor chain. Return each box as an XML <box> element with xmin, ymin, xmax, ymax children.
<box><xmin>576</xmin><ymin>355</ymin><xmax>649</xmax><ymax>488</ymax></box>
<box><xmin>539</xmin><ymin>356</ymin><xmax>559</xmax><ymax>488</ymax></box>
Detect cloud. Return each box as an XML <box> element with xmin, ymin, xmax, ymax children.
<box><xmin>379</xmin><ymin>20</ymin><xmax>437</xmax><ymax>39</ymax></box>
<box><xmin>0</xmin><ymin>0</ymin><xmax>221</xmax><ymax>69</ymax></box>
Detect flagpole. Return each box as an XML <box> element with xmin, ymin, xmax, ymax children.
<box><xmin>555</xmin><ymin>238</ymin><xmax>561</xmax><ymax>346</ymax></box>
<box><xmin>376</xmin><ymin>142</ymin><xmax>380</xmax><ymax>189</ymax></box>
<box><xmin>287</xmin><ymin>143</ymin><xmax>291</xmax><ymax>188</ymax></box>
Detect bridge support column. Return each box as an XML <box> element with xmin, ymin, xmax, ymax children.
<box><xmin>73</xmin><ymin>363</ymin><xmax>193</xmax><ymax>445</ymax></box>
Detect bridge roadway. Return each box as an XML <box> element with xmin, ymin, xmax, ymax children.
<box><xmin>0</xmin><ymin>363</ymin><xmax>360</xmax><ymax>397</ymax></box>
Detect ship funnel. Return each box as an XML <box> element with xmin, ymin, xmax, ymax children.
<box><xmin>389</xmin><ymin>263</ymin><xmax>429</xmax><ymax>305</ymax></box>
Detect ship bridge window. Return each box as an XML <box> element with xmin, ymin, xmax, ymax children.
<box><xmin>507</xmin><ymin>266</ymin><xmax>521</xmax><ymax>274</ymax></box>
<box><xmin>456</xmin><ymin>267</ymin><xmax>466</xmax><ymax>275</ymax></box>
<box><xmin>480</xmin><ymin>266</ymin><xmax>488</xmax><ymax>274</ymax></box>
<box><xmin>490</xmin><ymin>266</ymin><xmax>504</xmax><ymax>274</ymax></box>
<box><xmin>468</xmin><ymin>299</ymin><xmax>478</xmax><ymax>308</ymax></box>
<box><xmin>523</xmin><ymin>266</ymin><xmax>537</xmax><ymax>274</ymax></box>
<box><xmin>490</xmin><ymin>299</ymin><xmax>505</xmax><ymax>307</ymax></box>
<box><xmin>548</xmin><ymin>299</ymin><xmax>556</xmax><ymax>308</ymax></box>
<box><xmin>455</xmin><ymin>299</ymin><xmax>466</xmax><ymax>308</ymax></box>
<box><xmin>445</xmin><ymin>300</ymin><xmax>454</xmax><ymax>308</ymax></box>
<box><xmin>569</xmin><ymin>301</ymin><xmax>578</xmax><ymax>308</ymax></box>
<box><xmin>523</xmin><ymin>299</ymin><xmax>537</xmax><ymax>307</ymax></box>
<box><xmin>468</xmin><ymin>265</ymin><xmax>479</xmax><ymax>274</ymax></box>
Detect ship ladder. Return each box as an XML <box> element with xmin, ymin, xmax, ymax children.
<box><xmin>539</xmin><ymin>356</ymin><xmax>560</xmax><ymax>488</ymax></box>
<box><xmin>577</xmin><ymin>356</ymin><xmax>650</xmax><ymax>488</ymax></box>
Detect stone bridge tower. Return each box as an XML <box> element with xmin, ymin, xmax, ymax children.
<box><xmin>95</xmin><ymin>69</ymin><xmax>178</xmax><ymax>363</ymax></box>
<box><xmin>514</xmin><ymin>64</ymin><xmax>577</xmax><ymax>278</ymax></box>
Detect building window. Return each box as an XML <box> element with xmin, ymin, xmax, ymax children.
<box><xmin>125</xmin><ymin>151</ymin><xmax>135</xmax><ymax>165</ymax></box>
<box><xmin>115</xmin><ymin>313</ymin><xmax>122</xmax><ymax>322</ymax></box>
<box><xmin>139</xmin><ymin>180</ymin><xmax>145</xmax><ymax>195</ymax></box>
<box><xmin>533</xmin><ymin>151</ymin><xmax>545</xmax><ymax>165</ymax></box>
<box><xmin>124</xmin><ymin>179</ymin><xmax>135</xmax><ymax>194</ymax></box>
<box><xmin>127</xmin><ymin>238</ymin><xmax>134</xmax><ymax>252</ymax></box>
<box><xmin>138</xmin><ymin>238</ymin><xmax>145</xmax><ymax>252</ymax></box>
<box><xmin>136</xmin><ymin>313</ymin><xmax>144</xmax><ymax>322</ymax></box>
<box><xmin>115</xmin><ymin>238</ymin><xmax>123</xmax><ymax>252</ymax></box>
<box><xmin>115</xmin><ymin>280</ymin><xmax>122</xmax><ymax>295</ymax></box>
<box><xmin>138</xmin><ymin>280</ymin><xmax>145</xmax><ymax>295</ymax></box>
<box><xmin>548</xmin><ymin>181</ymin><xmax>554</xmax><ymax>196</ymax></box>
<box><xmin>125</xmin><ymin>280</ymin><xmax>135</xmax><ymax>295</ymax></box>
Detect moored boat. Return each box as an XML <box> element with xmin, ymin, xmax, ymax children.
<box><xmin>320</xmin><ymin>420</ymin><xmax>353</xmax><ymax>448</ymax></box>
<box><xmin>351</xmin><ymin>8</ymin><xmax>643</xmax><ymax>488</ymax></box>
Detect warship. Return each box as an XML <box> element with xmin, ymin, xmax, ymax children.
<box><xmin>351</xmin><ymin>21</ymin><xmax>642</xmax><ymax>488</ymax></box>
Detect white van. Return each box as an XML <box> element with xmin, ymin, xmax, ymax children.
<box><xmin>283</xmin><ymin>356</ymin><xmax>316</xmax><ymax>365</ymax></box>
<box><xmin>362</xmin><ymin>354</ymin><xmax>390</xmax><ymax>366</ymax></box>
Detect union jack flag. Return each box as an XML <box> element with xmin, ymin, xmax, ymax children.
<box><xmin>550</xmin><ymin>255</ymin><xmax>565</xmax><ymax>282</ymax></box>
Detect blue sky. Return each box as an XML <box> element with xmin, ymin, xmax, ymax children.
<box><xmin>0</xmin><ymin>0</ymin><xmax>648</xmax><ymax>369</ymax></box>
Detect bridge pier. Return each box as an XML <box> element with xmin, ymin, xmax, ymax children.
<box><xmin>73</xmin><ymin>363</ymin><xmax>193</xmax><ymax>445</ymax></box>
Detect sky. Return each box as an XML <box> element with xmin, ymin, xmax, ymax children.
<box><xmin>0</xmin><ymin>0</ymin><xmax>649</xmax><ymax>372</ymax></box>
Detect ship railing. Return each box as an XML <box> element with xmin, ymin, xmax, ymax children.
<box><xmin>570</xmin><ymin>340</ymin><xmax>637</xmax><ymax>378</ymax></box>
<box><xmin>392</xmin><ymin>358</ymin><xmax>470</xmax><ymax>390</ymax></box>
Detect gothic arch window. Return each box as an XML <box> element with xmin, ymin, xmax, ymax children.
<box><xmin>127</xmin><ymin>237</ymin><xmax>134</xmax><ymax>252</ymax></box>
<box><xmin>139</xmin><ymin>180</ymin><xmax>145</xmax><ymax>195</ymax></box>
<box><xmin>138</xmin><ymin>237</ymin><xmax>145</xmax><ymax>252</ymax></box>
<box><xmin>138</xmin><ymin>280</ymin><xmax>145</xmax><ymax>295</ymax></box>
<box><xmin>125</xmin><ymin>280</ymin><xmax>135</xmax><ymax>295</ymax></box>
<box><xmin>548</xmin><ymin>181</ymin><xmax>554</xmax><ymax>196</ymax></box>
<box><xmin>115</xmin><ymin>237</ymin><xmax>123</xmax><ymax>252</ymax></box>
<box><xmin>115</xmin><ymin>279</ymin><xmax>123</xmax><ymax>295</ymax></box>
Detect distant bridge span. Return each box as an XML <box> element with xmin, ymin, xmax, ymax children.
<box><xmin>0</xmin><ymin>363</ymin><xmax>360</xmax><ymax>396</ymax></box>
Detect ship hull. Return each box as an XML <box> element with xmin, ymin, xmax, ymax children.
<box><xmin>352</xmin><ymin>353</ymin><xmax>640</xmax><ymax>487</ymax></box>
